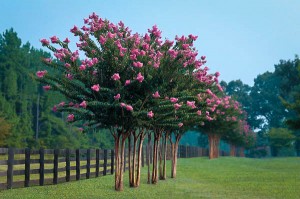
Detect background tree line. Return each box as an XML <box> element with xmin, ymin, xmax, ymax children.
<box><xmin>0</xmin><ymin>28</ymin><xmax>113</xmax><ymax>149</ymax></box>
<box><xmin>220</xmin><ymin>57</ymin><xmax>300</xmax><ymax>157</ymax></box>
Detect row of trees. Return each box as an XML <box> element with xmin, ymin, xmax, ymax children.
<box><xmin>36</xmin><ymin>13</ymin><xmax>254</xmax><ymax>191</ymax></box>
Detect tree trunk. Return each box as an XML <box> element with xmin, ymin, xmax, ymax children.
<box><xmin>147</xmin><ymin>132</ymin><xmax>151</xmax><ymax>184</ymax></box>
<box><xmin>159</xmin><ymin>137</ymin><xmax>163</xmax><ymax>180</ymax></box>
<box><xmin>239</xmin><ymin>147</ymin><xmax>245</xmax><ymax>157</ymax></box>
<box><xmin>135</xmin><ymin>132</ymin><xmax>145</xmax><ymax>186</ymax></box>
<box><xmin>170</xmin><ymin>132</ymin><xmax>181</xmax><ymax>178</ymax></box>
<box><xmin>208</xmin><ymin>134</ymin><xmax>220</xmax><ymax>159</ymax></box>
<box><xmin>230</xmin><ymin>144</ymin><xmax>236</xmax><ymax>156</ymax></box>
<box><xmin>113</xmin><ymin>129</ymin><xmax>130</xmax><ymax>191</ymax></box>
<box><xmin>162</xmin><ymin>132</ymin><xmax>168</xmax><ymax>180</ymax></box>
<box><xmin>128</xmin><ymin>134</ymin><xmax>132</xmax><ymax>186</ymax></box>
<box><xmin>152</xmin><ymin>129</ymin><xmax>162</xmax><ymax>184</ymax></box>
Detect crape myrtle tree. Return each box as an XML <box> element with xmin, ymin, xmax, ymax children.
<box><xmin>196</xmin><ymin>89</ymin><xmax>244</xmax><ymax>159</ymax></box>
<box><xmin>223</xmin><ymin>119</ymin><xmax>255</xmax><ymax>156</ymax></box>
<box><xmin>36</xmin><ymin>13</ymin><xmax>220</xmax><ymax>190</ymax></box>
<box><xmin>37</xmin><ymin>13</ymin><xmax>166</xmax><ymax>191</ymax></box>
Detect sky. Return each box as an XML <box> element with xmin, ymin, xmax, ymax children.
<box><xmin>1</xmin><ymin>0</ymin><xmax>300</xmax><ymax>85</ymax></box>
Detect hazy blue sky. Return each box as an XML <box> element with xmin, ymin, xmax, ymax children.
<box><xmin>1</xmin><ymin>0</ymin><xmax>300</xmax><ymax>85</ymax></box>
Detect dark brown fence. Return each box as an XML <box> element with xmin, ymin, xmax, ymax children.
<box><xmin>0</xmin><ymin>146</ymin><xmax>227</xmax><ymax>190</ymax></box>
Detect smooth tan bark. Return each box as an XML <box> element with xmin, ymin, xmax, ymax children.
<box><xmin>208</xmin><ymin>134</ymin><xmax>221</xmax><ymax>159</ymax></box>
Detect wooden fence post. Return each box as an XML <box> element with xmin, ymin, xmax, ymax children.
<box><xmin>185</xmin><ymin>145</ymin><xmax>188</xmax><ymax>158</ymax></box>
<box><xmin>103</xmin><ymin>149</ymin><xmax>107</xmax><ymax>176</ymax></box>
<box><xmin>111</xmin><ymin>149</ymin><xmax>114</xmax><ymax>174</ymax></box>
<box><xmin>7</xmin><ymin>147</ymin><xmax>14</xmax><ymax>189</ymax></box>
<box><xmin>76</xmin><ymin>149</ymin><xmax>80</xmax><ymax>180</ymax></box>
<box><xmin>25</xmin><ymin>148</ymin><xmax>30</xmax><ymax>187</ymax></box>
<box><xmin>39</xmin><ymin>148</ymin><xmax>45</xmax><ymax>186</ymax></box>
<box><xmin>96</xmin><ymin>149</ymin><xmax>99</xmax><ymax>177</ymax></box>
<box><xmin>86</xmin><ymin>149</ymin><xmax>90</xmax><ymax>179</ymax></box>
<box><xmin>53</xmin><ymin>149</ymin><xmax>59</xmax><ymax>184</ymax></box>
<box><xmin>65</xmin><ymin>149</ymin><xmax>70</xmax><ymax>182</ymax></box>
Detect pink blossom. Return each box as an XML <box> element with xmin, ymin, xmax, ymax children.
<box><xmin>206</xmin><ymin>111</ymin><xmax>210</xmax><ymax>116</ymax></box>
<box><xmin>178</xmin><ymin>123</ymin><xmax>183</xmax><ymax>128</ymax></box>
<box><xmin>69</xmin><ymin>102</ymin><xmax>74</xmax><ymax>106</ymax></box>
<box><xmin>92</xmin><ymin>58</ymin><xmax>99</xmax><ymax>64</ymax></box>
<box><xmin>217</xmin><ymin>84</ymin><xmax>223</xmax><ymax>92</ymax></box>
<box><xmin>80</xmin><ymin>101</ymin><xmax>87</xmax><ymax>108</ymax></box>
<box><xmin>206</xmin><ymin>89</ymin><xmax>214</xmax><ymax>96</ymax></box>
<box><xmin>126</xmin><ymin>105</ymin><xmax>133</xmax><ymax>111</ymax></box>
<box><xmin>43</xmin><ymin>85</ymin><xmax>51</xmax><ymax>91</ymax></box>
<box><xmin>206</xmin><ymin>116</ymin><xmax>213</xmax><ymax>121</ymax></box>
<box><xmin>65</xmin><ymin>63</ymin><xmax>71</xmax><ymax>68</ymax></box>
<box><xmin>107</xmin><ymin>32</ymin><xmax>116</xmax><ymax>39</ymax></box>
<box><xmin>215</xmin><ymin>72</ymin><xmax>220</xmax><ymax>77</ymax></box>
<box><xmin>201</xmin><ymin>55</ymin><xmax>206</xmax><ymax>60</ymax></box>
<box><xmin>114</xmin><ymin>93</ymin><xmax>121</xmax><ymax>100</ymax></box>
<box><xmin>52</xmin><ymin>105</ymin><xmax>57</xmax><ymax>112</ymax></box>
<box><xmin>170</xmin><ymin>97</ymin><xmax>178</xmax><ymax>103</ymax></box>
<box><xmin>174</xmin><ymin>103</ymin><xmax>182</xmax><ymax>110</ymax></box>
<box><xmin>187</xmin><ymin>101</ymin><xmax>196</xmax><ymax>109</ymax></box>
<box><xmin>84</xmin><ymin>18</ymin><xmax>89</xmax><ymax>24</ymax></box>
<box><xmin>188</xmin><ymin>34</ymin><xmax>198</xmax><ymax>41</ymax></box>
<box><xmin>120</xmin><ymin>103</ymin><xmax>126</xmax><ymax>107</ymax></box>
<box><xmin>79</xmin><ymin>64</ymin><xmax>86</xmax><ymax>71</ymax></box>
<box><xmin>91</xmin><ymin>84</ymin><xmax>100</xmax><ymax>92</ymax></box>
<box><xmin>50</xmin><ymin>36</ymin><xmax>59</xmax><ymax>43</ymax></box>
<box><xmin>111</xmin><ymin>73</ymin><xmax>120</xmax><ymax>81</ymax></box>
<box><xmin>136</xmin><ymin>72</ymin><xmax>144</xmax><ymax>83</ymax></box>
<box><xmin>67</xmin><ymin>114</ymin><xmax>75</xmax><ymax>122</ymax></box>
<box><xmin>197</xmin><ymin>110</ymin><xmax>202</xmax><ymax>116</ymax></box>
<box><xmin>78</xmin><ymin>127</ymin><xmax>84</xmax><ymax>132</ymax></box>
<box><xmin>133</xmin><ymin>61</ymin><xmax>143</xmax><ymax>68</ymax></box>
<box><xmin>152</xmin><ymin>91</ymin><xmax>160</xmax><ymax>98</ymax></box>
<box><xmin>63</xmin><ymin>38</ymin><xmax>70</xmax><ymax>43</ymax></box>
<box><xmin>40</xmin><ymin>39</ymin><xmax>49</xmax><ymax>46</ymax></box>
<box><xmin>70</xmin><ymin>25</ymin><xmax>78</xmax><ymax>33</ymax></box>
<box><xmin>147</xmin><ymin>111</ymin><xmax>154</xmax><ymax>118</ymax></box>
<box><xmin>58</xmin><ymin>102</ymin><xmax>65</xmax><ymax>107</ymax></box>
<box><xmin>125</xmin><ymin>80</ymin><xmax>131</xmax><ymax>86</ymax></box>
<box><xmin>36</xmin><ymin>70</ymin><xmax>47</xmax><ymax>78</ymax></box>
<box><xmin>99</xmin><ymin>35</ymin><xmax>106</xmax><ymax>45</ymax></box>
<box><xmin>44</xmin><ymin>58</ymin><xmax>52</xmax><ymax>63</ymax></box>
<box><xmin>168</xmin><ymin>49</ymin><xmax>178</xmax><ymax>59</ymax></box>
<box><xmin>65</xmin><ymin>74</ymin><xmax>73</xmax><ymax>80</ymax></box>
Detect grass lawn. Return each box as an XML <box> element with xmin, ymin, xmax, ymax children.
<box><xmin>0</xmin><ymin>157</ymin><xmax>299</xmax><ymax>199</ymax></box>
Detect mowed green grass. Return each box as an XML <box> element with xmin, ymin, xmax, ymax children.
<box><xmin>0</xmin><ymin>157</ymin><xmax>299</xmax><ymax>199</ymax></box>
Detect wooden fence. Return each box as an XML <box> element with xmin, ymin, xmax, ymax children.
<box><xmin>0</xmin><ymin>145</ymin><xmax>227</xmax><ymax>190</ymax></box>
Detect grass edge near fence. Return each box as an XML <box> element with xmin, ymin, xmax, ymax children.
<box><xmin>0</xmin><ymin>157</ymin><xmax>299</xmax><ymax>199</ymax></box>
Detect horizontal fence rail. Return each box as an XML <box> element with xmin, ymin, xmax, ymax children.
<box><xmin>0</xmin><ymin>145</ymin><xmax>228</xmax><ymax>190</ymax></box>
